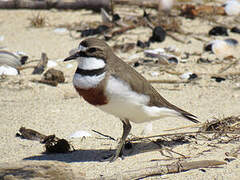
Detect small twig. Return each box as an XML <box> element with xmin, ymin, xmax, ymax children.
<box><xmin>92</xmin><ymin>129</ymin><xmax>116</xmax><ymax>141</ymax></box>
<box><xmin>167</xmin><ymin>32</ymin><xmax>186</xmax><ymax>44</ymax></box>
<box><xmin>148</xmin><ymin>79</ymin><xmax>190</xmax><ymax>84</ymax></box>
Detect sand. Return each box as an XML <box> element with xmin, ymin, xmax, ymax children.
<box><xmin>0</xmin><ymin>2</ymin><xmax>240</xmax><ymax>179</ymax></box>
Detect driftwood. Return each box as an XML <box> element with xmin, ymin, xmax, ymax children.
<box><xmin>0</xmin><ymin>160</ymin><xmax>225</xmax><ymax>180</ymax></box>
<box><xmin>96</xmin><ymin>160</ymin><xmax>226</xmax><ymax>180</ymax></box>
<box><xmin>0</xmin><ymin>0</ymin><xmax>111</xmax><ymax>11</ymax></box>
<box><xmin>32</xmin><ymin>52</ymin><xmax>48</xmax><ymax>74</ymax></box>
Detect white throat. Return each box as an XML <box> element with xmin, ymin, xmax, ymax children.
<box><xmin>73</xmin><ymin>56</ymin><xmax>106</xmax><ymax>89</ymax></box>
<box><xmin>77</xmin><ymin>57</ymin><xmax>106</xmax><ymax>70</ymax></box>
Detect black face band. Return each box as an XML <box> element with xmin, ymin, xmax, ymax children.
<box><xmin>75</xmin><ymin>67</ymin><xmax>106</xmax><ymax>76</ymax></box>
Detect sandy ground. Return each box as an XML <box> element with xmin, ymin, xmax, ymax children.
<box><xmin>0</xmin><ymin>2</ymin><xmax>240</xmax><ymax>179</ymax></box>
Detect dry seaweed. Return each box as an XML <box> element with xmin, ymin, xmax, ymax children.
<box><xmin>16</xmin><ymin>127</ymin><xmax>74</xmax><ymax>153</ymax></box>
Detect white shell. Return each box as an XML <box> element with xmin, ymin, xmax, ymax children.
<box><xmin>0</xmin><ymin>65</ymin><xmax>18</xmax><ymax>75</ymax></box>
<box><xmin>0</xmin><ymin>50</ymin><xmax>21</xmax><ymax>69</ymax></box>
<box><xmin>224</xmin><ymin>0</ymin><xmax>240</xmax><ymax>16</ymax></box>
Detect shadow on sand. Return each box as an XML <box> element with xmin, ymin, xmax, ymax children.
<box><xmin>23</xmin><ymin>138</ymin><xmax>189</xmax><ymax>162</ymax></box>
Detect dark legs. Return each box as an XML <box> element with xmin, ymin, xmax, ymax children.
<box><xmin>110</xmin><ymin>119</ymin><xmax>131</xmax><ymax>162</ymax></box>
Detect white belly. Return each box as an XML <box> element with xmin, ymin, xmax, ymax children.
<box><xmin>98</xmin><ymin>76</ymin><xmax>180</xmax><ymax>123</ymax></box>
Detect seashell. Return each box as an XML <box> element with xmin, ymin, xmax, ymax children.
<box><xmin>0</xmin><ymin>50</ymin><xmax>21</xmax><ymax>69</ymax></box>
<box><xmin>159</xmin><ymin>0</ymin><xmax>174</xmax><ymax>12</ymax></box>
<box><xmin>204</xmin><ymin>39</ymin><xmax>238</xmax><ymax>58</ymax></box>
<box><xmin>224</xmin><ymin>0</ymin><xmax>240</xmax><ymax>16</ymax></box>
<box><xmin>0</xmin><ymin>65</ymin><xmax>18</xmax><ymax>75</ymax></box>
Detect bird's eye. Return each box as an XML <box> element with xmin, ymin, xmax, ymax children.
<box><xmin>87</xmin><ymin>48</ymin><xmax>97</xmax><ymax>53</ymax></box>
<box><xmin>80</xmin><ymin>41</ymin><xmax>87</xmax><ymax>47</ymax></box>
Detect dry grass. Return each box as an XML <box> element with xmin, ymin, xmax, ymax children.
<box><xmin>28</xmin><ymin>13</ymin><xmax>47</xmax><ymax>28</ymax></box>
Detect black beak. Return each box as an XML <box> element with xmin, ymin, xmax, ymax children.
<box><xmin>64</xmin><ymin>53</ymin><xmax>78</xmax><ymax>61</ymax></box>
<box><xmin>64</xmin><ymin>51</ymin><xmax>87</xmax><ymax>61</ymax></box>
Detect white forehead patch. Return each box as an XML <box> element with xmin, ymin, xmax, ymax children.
<box><xmin>78</xmin><ymin>44</ymin><xmax>87</xmax><ymax>51</ymax></box>
<box><xmin>77</xmin><ymin>57</ymin><xmax>106</xmax><ymax>70</ymax></box>
<box><xmin>73</xmin><ymin>72</ymin><xmax>106</xmax><ymax>89</ymax></box>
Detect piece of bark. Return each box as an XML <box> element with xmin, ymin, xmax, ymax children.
<box><xmin>0</xmin><ymin>0</ymin><xmax>110</xmax><ymax>11</ymax></box>
<box><xmin>43</xmin><ymin>68</ymin><xmax>65</xmax><ymax>83</ymax></box>
<box><xmin>32</xmin><ymin>52</ymin><xmax>48</xmax><ymax>74</ymax></box>
<box><xmin>16</xmin><ymin>127</ymin><xmax>46</xmax><ymax>141</ymax></box>
<box><xmin>0</xmin><ymin>161</ymin><xmax>81</xmax><ymax>180</ymax></box>
<box><xmin>180</xmin><ymin>4</ymin><xmax>225</xmax><ymax>18</ymax></box>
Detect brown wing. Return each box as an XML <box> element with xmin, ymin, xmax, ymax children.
<box><xmin>107</xmin><ymin>52</ymin><xmax>199</xmax><ymax>123</ymax></box>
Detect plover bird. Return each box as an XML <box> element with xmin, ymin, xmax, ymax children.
<box><xmin>64</xmin><ymin>38</ymin><xmax>198</xmax><ymax>161</ymax></box>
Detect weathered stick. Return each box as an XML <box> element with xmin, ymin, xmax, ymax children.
<box><xmin>0</xmin><ymin>0</ymin><xmax>111</xmax><ymax>11</ymax></box>
<box><xmin>99</xmin><ymin>160</ymin><xmax>226</xmax><ymax>180</ymax></box>
<box><xmin>148</xmin><ymin>79</ymin><xmax>190</xmax><ymax>84</ymax></box>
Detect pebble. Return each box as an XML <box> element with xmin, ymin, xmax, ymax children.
<box><xmin>208</xmin><ymin>26</ymin><xmax>228</xmax><ymax>36</ymax></box>
<box><xmin>149</xmin><ymin>26</ymin><xmax>166</xmax><ymax>42</ymax></box>
<box><xmin>231</xmin><ymin>27</ymin><xmax>240</xmax><ymax>34</ymax></box>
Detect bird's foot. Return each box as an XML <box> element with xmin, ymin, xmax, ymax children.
<box><xmin>101</xmin><ymin>151</ymin><xmax>124</xmax><ymax>162</ymax></box>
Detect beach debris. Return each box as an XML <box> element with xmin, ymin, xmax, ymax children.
<box><xmin>211</xmin><ymin>76</ymin><xmax>226</xmax><ymax>82</ymax></box>
<box><xmin>80</xmin><ymin>25</ymin><xmax>109</xmax><ymax>37</ymax></box>
<box><xmin>54</xmin><ymin>28</ymin><xmax>68</xmax><ymax>34</ymax></box>
<box><xmin>144</xmin><ymin>48</ymin><xmax>165</xmax><ymax>58</ymax></box>
<box><xmin>47</xmin><ymin>60</ymin><xmax>58</xmax><ymax>68</ymax></box>
<box><xmin>43</xmin><ymin>68</ymin><xmax>65</xmax><ymax>83</ymax></box>
<box><xmin>32</xmin><ymin>52</ymin><xmax>48</xmax><ymax>74</ymax></box>
<box><xmin>180</xmin><ymin>4</ymin><xmax>225</xmax><ymax>18</ymax></box>
<box><xmin>168</xmin><ymin>57</ymin><xmax>178</xmax><ymax>64</ymax></box>
<box><xmin>226</xmin><ymin>145</ymin><xmax>240</xmax><ymax>158</ymax></box>
<box><xmin>0</xmin><ymin>161</ymin><xmax>78</xmax><ymax>180</ymax></box>
<box><xmin>204</xmin><ymin>39</ymin><xmax>238</xmax><ymax>58</ymax></box>
<box><xmin>208</xmin><ymin>26</ymin><xmax>228</xmax><ymax>36</ymax></box>
<box><xmin>16</xmin><ymin>127</ymin><xmax>73</xmax><ymax>153</ymax></box>
<box><xmin>200</xmin><ymin>116</ymin><xmax>240</xmax><ymax>133</ymax></box>
<box><xmin>137</xmin><ymin>40</ymin><xmax>150</xmax><ymax>49</ymax></box>
<box><xmin>149</xmin><ymin>26</ymin><xmax>166</xmax><ymax>43</ymax></box>
<box><xmin>0</xmin><ymin>0</ymin><xmax>111</xmax><ymax>11</ymax></box>
<box><xmin>0</xmin><ymin>50</ymin><xmax>22</xmax><ymax>69</ymax></box>
<box><xmin>180</xmin><ymin>72</ymin><xmax>198</xmax><ymax>80</ymax></box>
<box><xmin>0</xmin><ymin>65</ymin><xmax>18</xmax><ymax>75</ymax></box>
<box><xmin>197</xmin><ymin>58</ymin><xmax>212</xmax><ymax>64</ymax></box>
<box><xmin>101</xmin><ymin>8</ymin><xmax>111</xmax><ymax>23</ymax></box>
<box><xmin>231</xmin><ymin>27</ymin><xmax>240</xmax><ymax>34</ymax></box>
<box><xmin>133</xmin><ymin>61</ymin><xmax>140</xmax><ymax>67</ymax></box>
<box><xmin>107</xmin><ymin>160</ymin><xmax>226</xmax><ymax>179</ymax></box>
<box><xmin>223</xmin><ymin>0</ymin><xmax>240</xmax><ymax>16</ymax></box>
<box><xmin>31</xmin><ymin>68</ymin><xmax>65</xmax><ymax>87</ymax></box>
<box><xmin>158</xmin><ymin>0</ymin><xmax>174</xmax><ymax>14</ymax></box>
<box><xmin>69</xmin><ymin>130</ymin><xmax>92</xmax><ymax>138</ymax></box>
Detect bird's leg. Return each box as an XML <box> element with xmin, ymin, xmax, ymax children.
<box><xmin>109</xmin><ymin>119</ymin><xmax>131</xmax><ymax>162</ymax></box>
